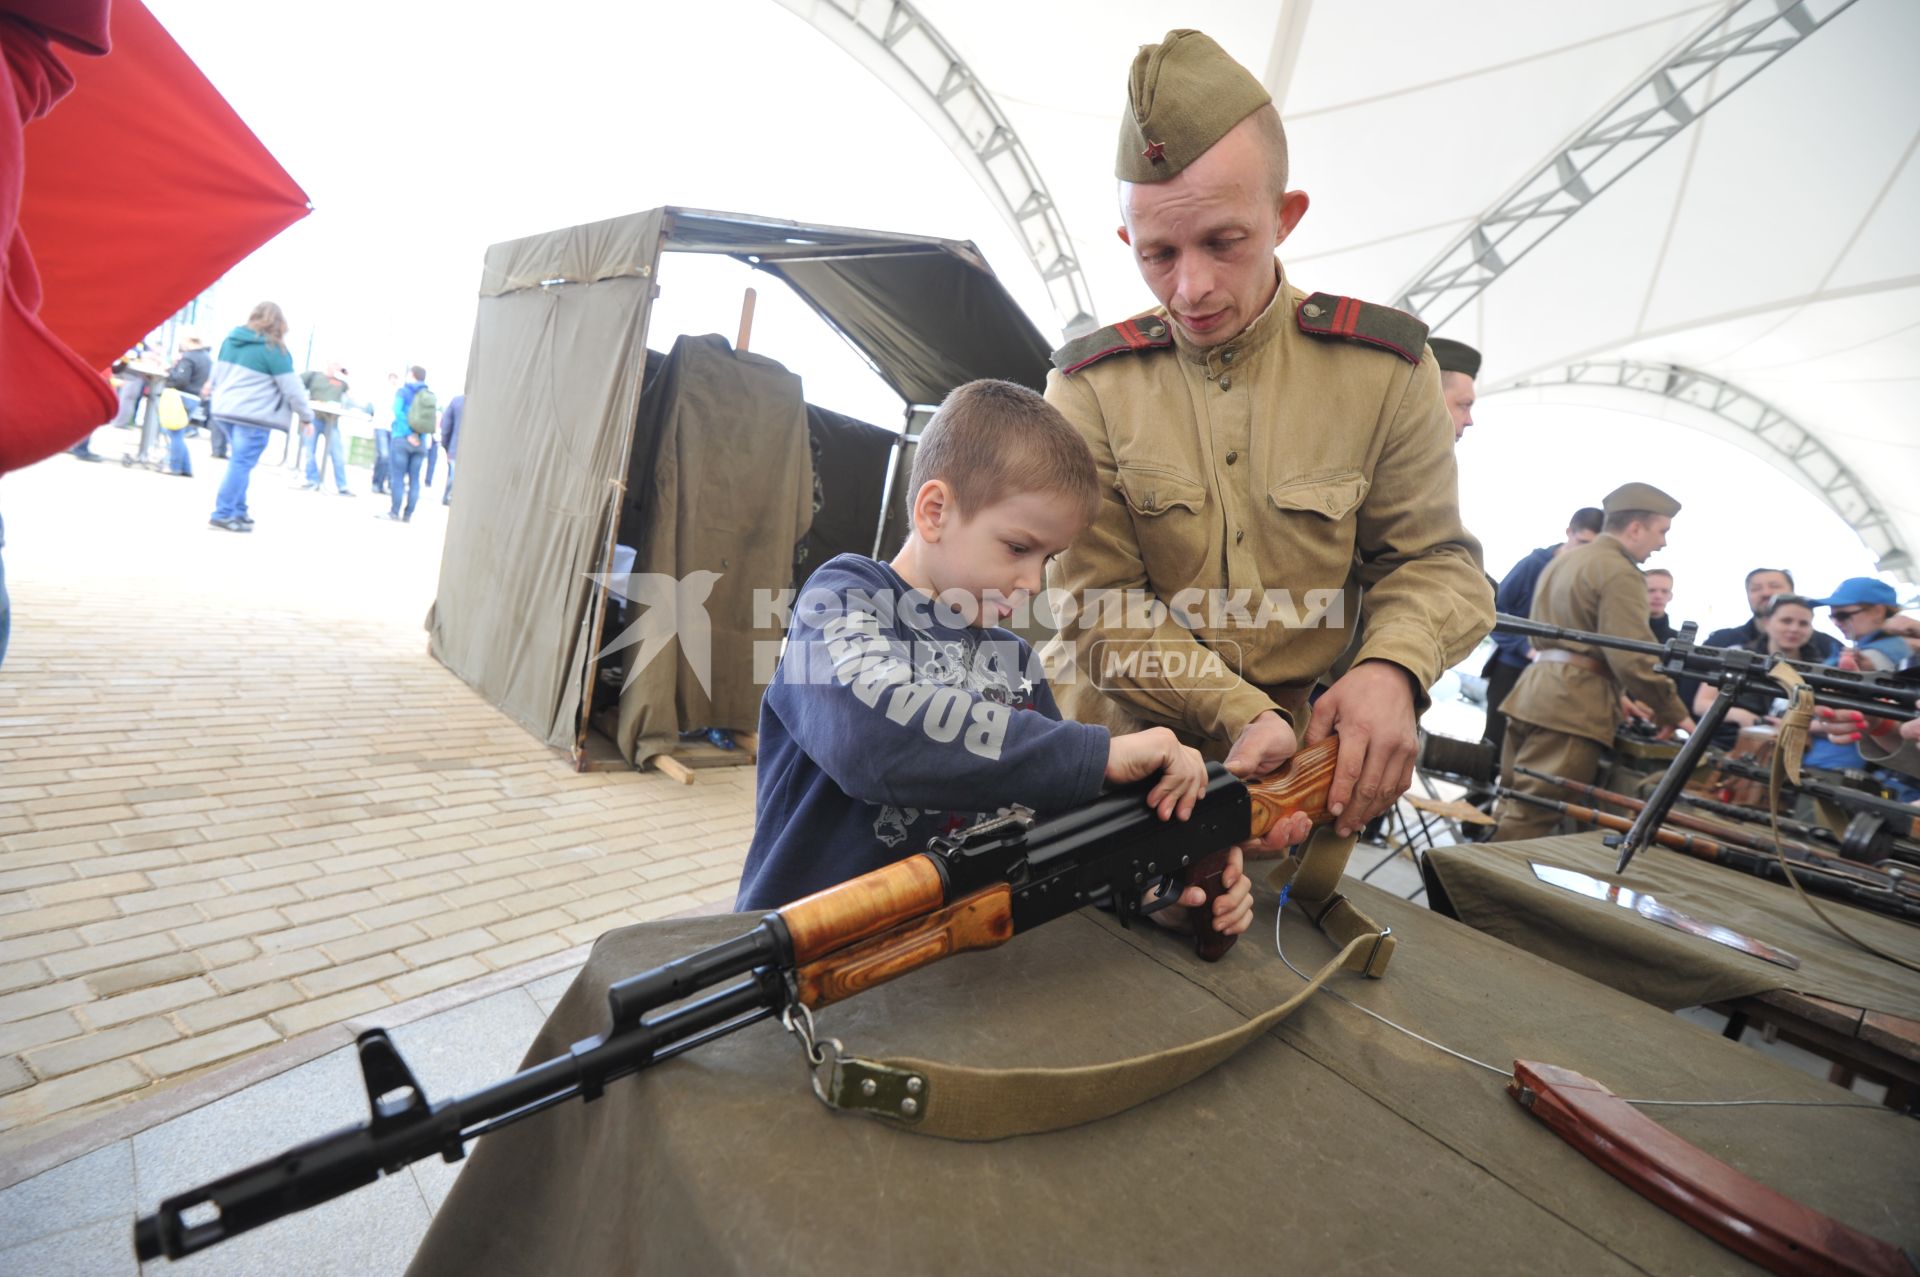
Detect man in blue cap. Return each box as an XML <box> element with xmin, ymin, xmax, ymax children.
<box><xmin>1813</xmin><ymin>577</ymin><xmax>1910</xmax><ymax>666</ymax></box>
<box><xmin>1802</xmin><ymin>577</ymin><xmax>1916</xmax><ymax>794</ymax></box>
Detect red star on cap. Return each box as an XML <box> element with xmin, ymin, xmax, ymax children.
<box><xmin>1142</xmin><ymin>140</ymin><xmax>1165</xmax><ymax>162</ymax></box>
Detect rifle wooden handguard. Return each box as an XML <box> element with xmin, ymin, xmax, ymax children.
<box><xmin>794</xmin><ymin>886</ymin><xmax>1012</xmax><ymax>1008</ymax></box>
<box><xmin>1511</xmin><ymin>1060</ymin><xmax>1912</xmax><ymax>1276</ymax></box>
<box><xmin>782</xmin><ymin>855</ymin><xmax>948</xmax><ymax>963</ymax></box>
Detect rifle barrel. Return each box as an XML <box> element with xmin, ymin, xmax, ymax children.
<box><xmin>1492</xmin><ymin>614</ymin><xmax>1919</xmax><ymax>721</ymax></box>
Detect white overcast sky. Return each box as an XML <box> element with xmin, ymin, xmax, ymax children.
<box><xmin>144</xmin><ymin>0</ymin><xmax>1907</xmax><ymax>642</ymax></box>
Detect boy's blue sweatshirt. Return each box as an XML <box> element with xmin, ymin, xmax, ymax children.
<box><xmin>735</xmin><ymin>554</ymin><xmax>1110</xmax><ymax>911</ymax></box>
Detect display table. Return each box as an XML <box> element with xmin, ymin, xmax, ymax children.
<box><xmin>406</xmin><ymin>880</ymin><xmax>1919</xmax><ymax>1276</ymax></box>
<box><xmin>1423</xmin><ymin>832</ymin><xmax>1920</xmax><ymax>1098</ymax></box>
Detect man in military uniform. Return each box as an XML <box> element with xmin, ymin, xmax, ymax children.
<box><xmin>1489</xmin><ymin>483</ymin><xmax>1696</xmax><ymax>842</ymax></box>
<box><xmin>1039</xmin><ymin>32</ymin><xmax>1493</xmax><ymax>964</ymax></box>
<box><xmin>1429</xmin><ymin>338</ymin><xmax>1479</xmax><ymax>443</ymax></box>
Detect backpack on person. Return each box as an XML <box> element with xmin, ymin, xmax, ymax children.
<box><xmin>407</xmin><ymin>387</ymin><xmax>438</xmax><ymax>436</ymax></box>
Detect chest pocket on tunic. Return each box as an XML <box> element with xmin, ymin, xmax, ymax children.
<box><xmin>1116</xmin><ymin>464</ymin><xmax>1210</xmax><ymax>590</ymax></box>
<box><xmin>1267</xmin><ymin>471</ymin><xmax>1369</xmax><ymax>587</ymax></box>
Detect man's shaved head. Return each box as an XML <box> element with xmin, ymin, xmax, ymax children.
<box><xmin>1247</xmin><ymin>105</ymin><xmax>1289</xmax><ymax>197</ymax></box>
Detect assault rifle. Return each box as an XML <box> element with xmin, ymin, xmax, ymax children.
<box><xmin>1492</xmin><ymin>614</ymin><xmax>1920</xmax><ymax>874</ymax></box>
<box><xmin>134</xmin><ymin>742</ymin><xmax>1342</xmax><ymax>1260</ymax></box>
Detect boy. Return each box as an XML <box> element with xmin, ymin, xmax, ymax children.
<box><xmin>737</xmin><ymin>380</ymin><xmax>1270</xmax><ymax>940</ymax></box>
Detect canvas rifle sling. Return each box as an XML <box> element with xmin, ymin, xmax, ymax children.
<box><xmin>806</xmin><ymin>840</ymin><xmax>1390</xmax><ymax>1140</ymax></box>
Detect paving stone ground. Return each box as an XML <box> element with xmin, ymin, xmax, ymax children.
<box><xmin>0</xmin><ymin>429</ymin><xmax>754</xmax><ymax>1152</ymax></box>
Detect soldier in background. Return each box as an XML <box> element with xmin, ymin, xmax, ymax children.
<box><xmin>1490</xmin><ymin>483</ymin><xmax>1696</xmax><ymax>841</ymax></box>
<box><xmin>1429</xmin><ymin>337</ymin><xmax>1479</xmax><ymax>444</ymax></box>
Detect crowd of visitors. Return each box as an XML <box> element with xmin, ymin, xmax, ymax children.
<box><xmin>66</xmin><ymin>301</ymin><xmax>466</xmax><ymax>532</ymax></box>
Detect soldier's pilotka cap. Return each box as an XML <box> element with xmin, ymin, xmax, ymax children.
<box><xmin>1429</xmin><ymin>338</ymin><xmax>1481</xmax><ymax>379</ymax></box>
<box><xmin>1117</xmin><ymin>30</ymin><xmax>1271</xmax><ymax>183</ymax></box>
<box><xmin>1602</xmin><ymin>482</ymin><xmax>1682</xmax><ymax>518</ymax></box>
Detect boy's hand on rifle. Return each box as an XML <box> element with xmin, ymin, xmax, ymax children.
<box><xmin>1223</xmin><ymin>711</ymin><xmax>1314</xmax><ymax>854</ymax></box>
<box><xmin>1105</xmin><ymin>727</ymin><xmax>1207</xmax><ymax>821</ymax></box>
<box><xmin>1144</xmin><ymin>845</ymin><xmax>1254</xmax><ymax>938</ymax></box>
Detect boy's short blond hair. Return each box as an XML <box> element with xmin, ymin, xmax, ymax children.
<box><xmin>908</xmin><ymin>379</ymin><xmax>1100</xmax><ymax>525</ymax></box>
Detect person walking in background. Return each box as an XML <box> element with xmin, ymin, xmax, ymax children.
<box><xmin>207</xmin><ymin>301</ymin><xmax>313</xmax><ymax>533</ymax></box>
<box><xmin>298</xmin><ymin>361</ymin><xmax>354</xmax><ymax>495</ymax></box>
<box><xmin>439</xmin><ymin>392</ymin><xmax>463</xmax><ymax>505</ymax></box>
<box><xmin>371</xmin><ymin>371</ymin><xmax>400</xmax><ymax>495</ymax></box>
<box><xmin>382</xmin><ymin>365</ymin><xmax>435</xmax><ymax>522</ymax></box>
<box><xmin>68</xmin><ymin>345</ymin><xmax>152</xmax><ymax>462</ymax></box>
<box><xmin>165</xmin><ymin>334</ymin><xmax>212</xmax><ymax>436</ymax></box>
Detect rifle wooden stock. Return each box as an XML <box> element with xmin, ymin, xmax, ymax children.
<box><xmin>1503</xmin><ymin>790</ymin><xmax>1920</xmax><ymax>914</ymax></box>
<box><xmin>795</xmin><ymin>885</ymin><xmax>1013</xmax><ymax>1008</ymax></box>
<box><xmin>1520</xmin><ymin>769</ymin><xmax>1841</xmax><ymax>864</ymax></box>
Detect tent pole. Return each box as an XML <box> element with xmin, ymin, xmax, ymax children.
<box><xmin>871</xmin><ymin>408</ymin><xmax>911</xmax><ymax>558</ymax></box>
<box><xmin>735</xmin><ymin>288</ymin><xmax>756</xmax><ymax>353</ymax></box>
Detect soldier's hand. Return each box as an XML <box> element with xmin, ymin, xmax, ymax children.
<box><xmin>1225</xmin><ymin>712</ymin><xmax>1313</xmax><ymax>854</ymax></box>
<box><xmin>1654</xmin><ymin>715</ymin><xmax>1698</xmax><ymax>742</ymax></box>
<box><xmin>1305</xmin><ymin>661</ymin><xmax>1418</xmax><ymax>838</ymax></box>
<box><xmin>1618</xmin><ymin>694</ymin><xmax>1653</xmax><ymax>722</ymax></box>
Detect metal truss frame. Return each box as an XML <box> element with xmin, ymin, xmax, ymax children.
<box><xmin>1394</xmin><ymin>0</ymin><xmax>1860</xmax><ymax>331</ymax></box>
<box><xmin>774</xmin><ymin>0</ymin><xmax>1097</xmax><ymax>338</ymax></box>
<box><xmin>1498</xmin><ymin>360</ymin><xmax>1910</xmax><ymax>573</ymax></box>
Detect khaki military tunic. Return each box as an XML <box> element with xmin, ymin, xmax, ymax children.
<box><xmin>1490</xmin><ymin>533</ymin><xmax>1689</xmax><ymax>842</ymax></box>
<box><xmin>1040</xmin><ymin>268</ymin><xmax>1494</xmax><ymax>752</ymax></box>
<box><xmin>1499</xmin><ymin>534</ymin><xmax>1690</xmax><ymax>745</ymax></box>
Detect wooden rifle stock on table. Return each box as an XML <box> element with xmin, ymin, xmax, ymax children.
<box><xmin>1515</xmin><ymin>767</ymin><xmax>1848</xmax><ymax>865</ymax></box>
<box><xmin>1512</xmin><ymin>1062</ymin><xmax>1916</xmax><ymax>1277</ymax></box>
<box><xmin>136</xmin><ymin>740</ymin><xmax>1344</xmax><ymax>1261</ymax></box>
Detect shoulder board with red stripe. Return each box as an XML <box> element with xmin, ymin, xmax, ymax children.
<box><xmin>1295</xmin><ymin>292</ymin><xmax>1427</xmax><ymax>364</ymax></box>
<box><xmin>1050</xmin><ymin>313</ymin><xmax>1174</xmax><ymax>374</ymax></box>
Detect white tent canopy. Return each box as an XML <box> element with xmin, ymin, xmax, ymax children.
<box><xmin>781</xmin><ymin>0</ymin><xmax>1920</xmax><ymax>577</ymax></box>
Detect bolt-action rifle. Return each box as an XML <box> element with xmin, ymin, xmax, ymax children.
<box><xmin>1492</xmin><ymin>614</ymin><xmax>1920</xmax><ymax>874</ymax></box>
<box><xmin>1513</xmin><ymin>767</ymin><xmax>1876</xmax><ymax>869</ymax></box>
<box><xmin>135</xmin><ymin>742</ymin><xmax>1343</xmax><ymax>1261</ymax></box>
<box><xmin>1495</xmin><ymin>788</ymin><xmax>1920</xmax><ymax>923</ymax></box>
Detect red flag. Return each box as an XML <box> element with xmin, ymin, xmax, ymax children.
<box><xmin>3</xmin><ymin>0</ymin><xmax>309</xmax><ymax>472</ymax></box>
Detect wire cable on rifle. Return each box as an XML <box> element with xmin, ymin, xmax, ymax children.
<box><xmin>1270</xmin><ymin>887</ymin><xmax>1894</xmax><ymax>1114</ymax></box>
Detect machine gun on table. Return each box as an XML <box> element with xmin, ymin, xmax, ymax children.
<box><xmin>135</xmin><ymin>742</ymin><xmax>1346</xmax><ymax>1261</ymax></box>
<box><xmin>1492</xmin><ymin>614</ymin><xmax>1920</xmax><ymax>874</ymax></box>
<box><xmin>1706</xmin><ymin>751</ymin><xmax>1920</xmax><ymax>865</ymax></box>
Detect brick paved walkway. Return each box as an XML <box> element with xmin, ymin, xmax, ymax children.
<box><xmin>0</xmin><ymin>433</ymin><xmax>754</xmax><ymax>1152</ymax></box>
